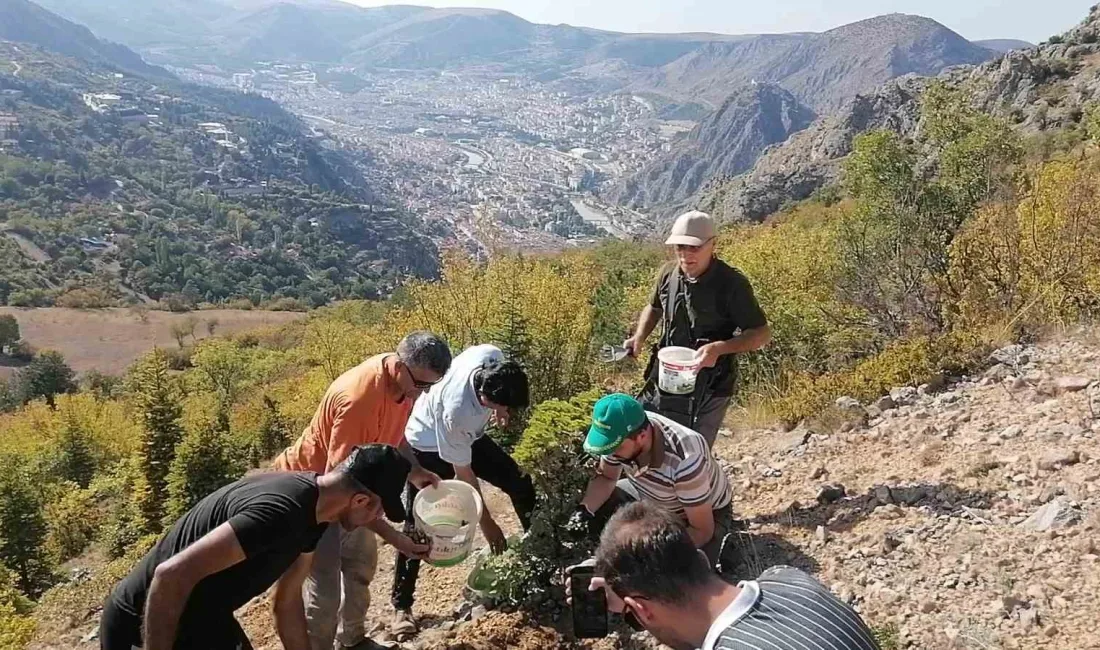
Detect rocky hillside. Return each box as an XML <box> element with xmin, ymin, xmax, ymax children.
<box><xmin>605</xmin><ymin>84</ymin><xmax>816</xmax><ymax>211</ymax></box>
<box><xmin>607</xmin><ymin>14</ymin><xmax>996</xmax><ymax>217</ymax></box>
<box><xmin>702</xmin><ymin>7</ymin><xmax>1100</xmax><ymax>222</ymax></box>
<box><xmin>35</xmin><ymin>331</ymin><xmax>1100</xmax><ymax>650</ymax></box>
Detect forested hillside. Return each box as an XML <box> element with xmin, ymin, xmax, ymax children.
<box><xmin>0</xmin><ymin>43</ymin><xmax>440</xmax><ymax>309</ymax></box>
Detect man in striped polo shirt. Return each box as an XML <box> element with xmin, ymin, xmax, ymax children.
<box><xmin>586</xmin><ymin>502</ymin><xmax>880</xmax><ymax>650</ymax></box>
<box><xmin>575</xmin><ymin>393</ymin><xmax>733</xmax><ymax>565</ymax></box>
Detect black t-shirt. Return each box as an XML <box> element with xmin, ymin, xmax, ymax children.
<box><xmin>110</xmin><ymin>472</ymin><xmax>329</xmax><ymax>624</ymax></box>
<box><xmin>648</xmin><ymin>259</ymin><xmax>767</xmax><ymax>395</ymax></box>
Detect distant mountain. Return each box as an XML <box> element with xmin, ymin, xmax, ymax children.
<box><xmin>635</xmin><ymin>14</ymin><xmax>995</xmax><ymax>113</ymax></box>
<box><xmin>606</xmin><ymin>84</ymin><xmax>816</xmax><ymax>210</ymax></box>
<box><xmin>700</xmin><ymin>7</ymin><xmax>1100</xmax><ymax>223</ymax></box>
<box><xmin>31</xmin><ymin>0</ymin><xmax>229</xmax><ymax>48</ymax></box>
<box><xmin>0</xmin><ymin>0</ymin><xmax>167</xmax><ymax>76</ymax></box>
<box><xmin>220</xmin><ymin>3</ymin><xmax>424</xmax><ymax>63</ymax></box>
<box><xmin>976</xmin><ymin>39</ymin><xmax>1035</xmax><ymax>53</ymax></box>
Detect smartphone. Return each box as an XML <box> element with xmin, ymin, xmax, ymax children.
<box><xmin>570</xmin><ymin>565</ymin><xmax>608</xmax><ymax>638</ymax></box>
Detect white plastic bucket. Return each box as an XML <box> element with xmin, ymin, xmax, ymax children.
<box><xmin>413</xmin><ymin>480</ymin><xmax>484</xmax><ymax>567</ymax></box>
<box><xmin>657</xmin><ymin>346</ymin><xmax>698</xmax><ymax>395</ymax></box>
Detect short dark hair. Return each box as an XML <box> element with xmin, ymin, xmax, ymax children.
<box><xmin>474</xmin><ymin>359</ymin><xmax>529</xmax><ymax>409</ymax></box>
<box><xmin>594</xmin><ymin>502</ymin><xmax>713</xmax><ymax>605</ymax></box>
<box><xmin>397</xmin><ymin>331</ymin><xmax>451</xmax><ymax>376</ymax></box>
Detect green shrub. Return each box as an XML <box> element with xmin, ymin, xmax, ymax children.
<box><xmin>44</xmin><ymin>483</ymin><xmax>100</xmax><ymax>563</ymax></box>
<box><xmin>0</xmin><ymin>566</ymin><xmax>35</xmax><ymax>650</ymax></box>
<box><xmin>93</xmin><ymin>458</ymin><xmax>147</xmax><ymax>559</ymax></box>
<box><xmin>0</xmin><ymin>463</ymin><xmax>55</xmax><ymax>598</ymax></box>
<box><xmin>478</xmin><ymin>391</ymin><xmax>600</xmax><ymax>606</ymax></box>
<box><xmin>163</xmin><ymin>408</ymin><xmax>246</xmax><ymax>526</ymax></box>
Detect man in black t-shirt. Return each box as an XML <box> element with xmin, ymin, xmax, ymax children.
<box><xmin>100</xmin><ymin>444</ymin><xmax>424</xmax><ymax>650</ymax></box>
<box><xmin>624</xmin><ymin>211</ymin><xmax>771</xmax><ymax>446</ymax></box>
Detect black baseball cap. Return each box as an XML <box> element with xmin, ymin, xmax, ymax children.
<box><xmin>339</xmin><ymin>444</ymin><xmax>410</xmax><ymax>523</ymax></box>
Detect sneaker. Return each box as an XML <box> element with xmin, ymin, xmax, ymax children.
<box><xmin>389</xmin><ymin>609</ymin><xmax>417</xmax><ymax>642</ymax></box>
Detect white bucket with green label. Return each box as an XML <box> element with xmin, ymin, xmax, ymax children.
<box><xmin>413</xmin><ymin>480</ymin><xmax>484</xmax><ymax>567</ymax></box>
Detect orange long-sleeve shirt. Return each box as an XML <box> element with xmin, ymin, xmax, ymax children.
<box><xmin>275</xmin><ymin>353</ymin><xmax>412</xmax><ymax>473</ymax></box>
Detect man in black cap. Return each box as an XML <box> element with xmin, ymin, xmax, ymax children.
<box><xmin>99</xmin><ymin>444</ymin><xmax>426</xmax><ymax>650</ymax></box>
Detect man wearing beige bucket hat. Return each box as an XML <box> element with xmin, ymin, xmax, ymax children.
<box><xmin>623</xmin><ymin>210</ymin><xmax>771</xmax><ymax>446</ymax></box>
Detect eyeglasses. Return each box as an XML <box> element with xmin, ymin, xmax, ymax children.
<box><xmin>401</xmin><ymin>361</ymin><xmax>439</xmax><ymax>390</ymax></box>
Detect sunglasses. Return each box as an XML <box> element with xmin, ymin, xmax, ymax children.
<box><xmin>402</xmin><ymin>363</ymin><xmax>439</xmax><ymax>390</ymax></box>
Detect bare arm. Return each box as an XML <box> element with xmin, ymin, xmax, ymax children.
<box><xmin>625</xmin><ymin>305</ymin><xmax>662</xmax><ymax>356</ymax></box>
<box><xmin>143</xmin><ymin>523</ymin><xmax>248</xmax><ymax>650</ymax></box>
<box><xmin>580</xmin><ymin>459</ymin><xmax>622</xmax><ymax>514</ymax></box>
<box><xmin>367</xmin><ymin>519</ymin><xmax>431</xmax><ymax>560</ymax></box>
<box><xmin>683</xmin><ymin>503</ymin><xmax>716</xmax><ymax>548</ymax></box>
<box><xmin>272</xmin><ymin>553</ymin><xmax>313</xmax><ymax>650</ymax></box>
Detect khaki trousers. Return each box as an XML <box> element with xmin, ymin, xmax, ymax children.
<box><xmin>303</xmin><ymin>525</ymin><xmax>377</xmax><ymax>650</ymax></box>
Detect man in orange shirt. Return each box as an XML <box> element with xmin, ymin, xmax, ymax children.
<box><xmin>275</xmin><ymin>331</ymin><xmax>452</xmax><ymax>650</ymax></box>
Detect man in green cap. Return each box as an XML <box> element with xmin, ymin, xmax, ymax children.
<box><xmin>572</xmin><ymin>393</ymin><xmax>734</xmax><ymax>566</ymax></box>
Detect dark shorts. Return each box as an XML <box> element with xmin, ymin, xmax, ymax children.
<box><xmin>99</xmin><ymin>597</ymin><xmax>254</xmax><ymax>650</ymax></box>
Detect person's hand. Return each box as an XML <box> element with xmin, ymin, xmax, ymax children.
<box><xmin>623</xmin><ymin>336</ymin><xmax>642</xmax><ymax>358</ymax></box>
<box><xmin>491</xmin><ymin>407</ymin><xmax>510</xmax><ymax>429</ymax></box>
<box><xmin>409</xmin><ymin>466</ymin><xmax>441</xmax><ymax>490</ymax></box>
<box><xmin>481</xmin><ymin>518</ymin><xmax>508</xmax><ymax>554</ymax></box>
<box><xmin>565</xmin><ymin>504</ymin><xmax>594</xmax><ymax>539</ymax></box>
<box><xmin>565</xmin><ymin>559</ymin><xmax>625</xmax><ymax>614</ymax></box>
<box><xmin>393</xmin><ymin>533</ymin><xmax>431</xmax><ymax>560</ymax></box>
<box><xmin>693</xmin><ymin>342</ymin><xmax>723</xmax><ymax>369</ymax></box>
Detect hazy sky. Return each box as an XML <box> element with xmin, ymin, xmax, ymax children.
<box><xmin>345</xmin><ymin>0</ymin><xmax>1090</xmax><ymax>43</ymax></box>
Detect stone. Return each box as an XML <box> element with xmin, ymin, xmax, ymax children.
<box><xmin>810</xmin><ymin>466</ymin><xmax>828</xmax><ymax>480</ymax></box>
<box><xmin>1019</xmin><ymin>607</ymin><xmax>1040</xmax><ymax>630</ymax></box>
<box><xmin>816</xmin><ymin>484</ymin><xmax>847</xmax><ymax>504</ymax></box>
<box><xmin>1038</xmin><ymin>450</ymin><xmax>1080</xmax><ymax>471</ymax></box>
<box><xmin>82</xmin><ymin>630</ymin><xmax>99</xmax><ymax>643</ymax></box>
<box><xmin>990</xmin><ymin>344</ymin><xmax>1025</xmax><ymax>365</ymax></box>
<box><xmin>783</xmin><ymin>428</ymin><xmax>810</xmax><ymax>450</ymax></box>
<box><xmin>1044</xmin><ymin>625</ymin><xmax>1059</xmax><ymax>638</ymax></box>
<box><xmin>835</xmin><ymin>396</ymin><xmax>863</xmax><ymax>411</ymax></box>
<box><xmin>986</xmin><ymin>363</ymin><xmax>1012</xmax><ymax>380</ymax></box>
<box><xmin>470</xmin><ymin>605</ymin><xmax>488</xmax><ymax>621</ymax></box>
<box><xmin>920</xmin><ymin>600</ymin><xmax>938</xmax><ymax>613</ymax></box>
<box><xmin>873</xmin><ymin>395</ymin><xmax>896</xmax><ymax>411</ymax></box>
<box><xmin>1056</xmin><ymin>376</ymin><xmax>1092</xmax><ymax>392</ymax></box>
<box><xmin>889</xmin><ymin>386</ymin><xmax>918</xmax><ymax>406</ymax></box>
<box><xmin>1000</xmin><ymin>424</ymin><xmax>1024</xmax><ymax>440</ymax></box>
<box><xmin>873</xmin><ymin>485</ymin><xmax>894</xmax><ymax>504</ymax></box>
<box><xmin>1019</xmin><ymin>497</ymin><xmax>1082</xmax><ymax>532</ymax></box>
<box><xmin>918</xmin><ymin>374</ymin><xmax>947</xmax><ymax>395</ymax></box>
<box><xmin>815</xmin><ymin>525</ymin><xmax>829</xmax><ymax>543</ymax></box>
<box><xmin>881</xmin><ymin>535</ymin><xmax>902</xmax><ymax>554</ymax></box>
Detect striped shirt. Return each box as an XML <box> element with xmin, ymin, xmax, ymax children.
<box><xmin>705</xmin><ymin>566</ymin><xmax>880</xmax><ymax>650</ymax></box>
<box><xmin>602</xmin><ymin>412</ymin><xmax>731</xmax><ymax>514</ymax></box>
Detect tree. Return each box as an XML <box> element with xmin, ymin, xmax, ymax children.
<box><xmin>251</xmin><ymin>395</ymin><xmax>292</xmax><ymax>467</ymax></box>
<box><xmin>14</xmin><ymin>350</ymin><xmax>77</xmax><ymax>408</ymax></box>
<box><xmin>170</xmin><ymin>323</ymin><xmax>189</xmax><ymax>349</ymax></box>
<box><xmin>0</xmin><ymin>315</ymin><xmax>18</xmax><ymax>353</ymax></box>
<box><xmin>163</xmin><ymin>405</ymin><xmax>245</xmax><ymax>525</ymax></box>
<box><xmin>55</xmin><ymin>412</ymin><xmax>96</xmax><ymax>489</ymax></box>
<box><xmin>0</xmin><ymin>464</ymin><xmax>54</xmax><ymax>597</ymax></box>
<box><xmin>130</xmin><ymin>350</ymin><xmax>184</xmax><ymax>534</ymax></box>
<box><xmin>0</xmin><ymin>565</ymin><xmax>35</xmax><ymax>648</ymax></box>
<box><xmin>191</xmin><ymin>339</ymin><xmax>249</xmax><ymax>406</ymax></box>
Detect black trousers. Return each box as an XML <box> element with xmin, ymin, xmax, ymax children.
<box><xmin>391</xmin><ymin>435</ymin><xmax>536</xmax><ymax>611</ymax></box>
<box><xmin>99</xmin><ymin>597</ymin><xmax>253</xmax><ymax>650</ymax></box>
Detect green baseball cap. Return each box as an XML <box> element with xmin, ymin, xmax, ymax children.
<box><xmin>584</xmin><ymin>393</ymin><xmax>648</xmax><ymax>455</ymax></box>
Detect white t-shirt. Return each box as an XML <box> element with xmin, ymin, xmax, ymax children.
<box><xmin>405</xmin><ymin>344</ymin><xmax>504</xmax><ymax>466</ymax></box>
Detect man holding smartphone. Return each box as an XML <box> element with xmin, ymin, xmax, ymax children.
<box><xmin>574</xmin><ymin>393</ymin><xmax>733</xmax><ymax>567</ymax></box>
<box><xmin>570</xmin><ymin>502</ymin><xmax>881</xmax><ymax>650</ymax></box>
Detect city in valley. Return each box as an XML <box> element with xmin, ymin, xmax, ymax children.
<box><xmin>175</xmin><ymin>61</ymin><xmax>692</xmax><ymax>253</ymax></box>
